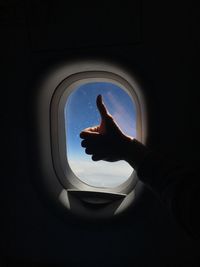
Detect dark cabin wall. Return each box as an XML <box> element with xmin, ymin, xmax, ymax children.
<box><xmin>1</xmin><ymin>1</ymin><xmax>200</xmax><ymax>266</ymax></box>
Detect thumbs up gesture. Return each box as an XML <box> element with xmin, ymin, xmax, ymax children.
<box><xmin>80</xmin><ymin>95</ymin><xmax>132</xmax><ymax>162</ymax></box>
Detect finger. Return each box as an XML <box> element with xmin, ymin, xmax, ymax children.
<box><xmin>85</xmin><ymin>148</ymin><xmax>93</xmax><ymax>155</ymax></box>
<box><xmin>82</xmin><ymin>143</ymin><xmax>109</xmax><ymax>157</ymax></box>
<box><xmin>81</xmin><ymin>140</ymin><xmax>87</xmax><ymax>148</ymax></box>
<box><xmin>92</xmin><ymin>154</ymin><xmax>107</xmax><ymax>161</ymax></box>
<box><xmin>81</xmin><ymin>139</ymin><xmax>100</xmax><ymax>148</ymax></box>
<box><xmin>80</xmin><ymin>126</ymin><xmax>99</xmax><ymax>134</ymax></box>
<box><xmin>80</xmin><ymin>130</ymin><xmax>100</xmax><ymax>139</ymax></box>
<box><xmin>96</xmin><ymin>95</ymin><xmax>109</xmax><ymax>119</ymax></box>
<box><xmin>85</xmin><ymin>126</ymin><xmax>99</xmax><ymax>132</ymax></box>
<box><xmin>87</xmin><ymin>125</ymin><xmax>99</xmax><ymax>132</ymax></box>
<box><xmin>81</xmin><ymin>139</ymin><xmax>104</xmax><ymax>148</ymax></box>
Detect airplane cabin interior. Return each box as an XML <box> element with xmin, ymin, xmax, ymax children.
<box><xmin>1</xmin><ymin>1</ymin><xmax>200</xmax><ymax>266</ymax></box>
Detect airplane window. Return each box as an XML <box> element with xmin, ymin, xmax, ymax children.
<box><xmin>38</xmin><ymin>61</ymin><xmax>146</xmax><ymax>217</ymax></box>
<box><xmin>65</xmin><ymin>82</ymin><xmax>136</xmax><ymax>188</ymax></box>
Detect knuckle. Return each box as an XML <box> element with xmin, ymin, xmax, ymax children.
<box><xmin>85</xmin><ymin>148</ymin><xmax>92</xmax><ymax>155</ymax></box>
<box><xmin>92</xmin><ymin>155</ymin><xmax>99</xmax><ymax>161</ymax></box>
<box><xmin>81</xmin><ymin>140</ymin><xmax>86</xmax><ymax>147</ymax></box>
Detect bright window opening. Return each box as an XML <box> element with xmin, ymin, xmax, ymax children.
<box><xmin>65</xmin><ymin>82</ymin><xmax>136</xmax><ymax>188</ymax></box>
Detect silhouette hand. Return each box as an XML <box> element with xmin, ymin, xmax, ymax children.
<box><xmin>80</xmin><ymin>95</ymin><xmax>132</xmax><ymax>162</ymax></box>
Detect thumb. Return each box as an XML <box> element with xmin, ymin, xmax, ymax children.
<box><xmin>96</xmin><ymin>95</ymin><xmax>109</xmax><ymax>119</ymax></box>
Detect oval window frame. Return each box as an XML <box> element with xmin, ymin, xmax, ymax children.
<box><xmin>51</xmin><ymin>71</ymin><xmax>142</xmax><ymax>194</ymax></box>
<box><xmin>36</xmin><ymin>60</ymin><xmax>147</xmax><ymax>217</ymax></box>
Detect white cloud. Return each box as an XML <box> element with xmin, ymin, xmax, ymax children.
<box><xmin>68</xmin><ymin>158</ymin><xmax>133</xmax><ymax>188</ymax></box>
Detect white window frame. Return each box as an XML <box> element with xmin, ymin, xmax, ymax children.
<box><xmin>36</xmin><ymin>60</ymin><xmax>147</xmax><ymax>218</ymax></box>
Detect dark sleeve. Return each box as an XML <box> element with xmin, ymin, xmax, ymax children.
<box><xmin>132</xmin><ymin>140</ymin><xmax>200</xmax><ymax>238</ymax></box>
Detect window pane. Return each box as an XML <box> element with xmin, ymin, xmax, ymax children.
<box><xmin>64</xmin><ymin>82</ymin><xmax>136</xmax><ymax>188</ymax></box>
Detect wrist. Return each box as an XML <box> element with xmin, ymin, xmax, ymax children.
<box><xmin>123</xmin><ymin>138</ymin><xmax>150</xmax><ymax>170</ymax></box>
<box><xmin>120</xmin><ymin>135</ymin><xmax>134</xmax><ymax>161</ymax></box>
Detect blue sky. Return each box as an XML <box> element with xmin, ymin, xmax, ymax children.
<box><xmin>64</xmin><ymin>82</ymin><xmax>136</xmax><ymax>188</ymax></box>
